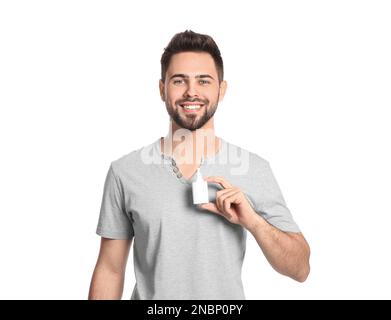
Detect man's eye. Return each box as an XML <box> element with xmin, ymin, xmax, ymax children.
<box><xmin>173</xmin><ymin>79</ymin><xmax>184</xmax><ymax>84</ymax></box>
<box><xmin>199</xmin><ymin>80</ymin><xmax>210</xmax><ymax>85</ymax></box>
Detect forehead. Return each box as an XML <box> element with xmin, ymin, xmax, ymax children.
<box><xmin>167</xmin><ymin>51</ymin><xmax>218</xmax><ymax>78</ymax></box>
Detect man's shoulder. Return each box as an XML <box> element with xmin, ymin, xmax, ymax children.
<box><xmin>109</xmin><ymin>139</ymin><xmax>159</xmax><ymax>175</ymax></box>
<box><xmin>224</xmin><ymin>138</ymin><xmax>270</xmax><ymax>167</ymax></box>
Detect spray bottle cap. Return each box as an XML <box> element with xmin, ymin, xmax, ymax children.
<box><xmin>195</xmin><ymin>167</ymin><xmax>203</xmax><ymax>181</ymax></box>
<box><xmin>192</xmin><ymin>159</ymin><xmax>209</xmax><ymax>204</ymax></box>
<box><xmin>194</xmin><ymin>155</ymin><xmax>205</xmax><ymax>182</ymax></box>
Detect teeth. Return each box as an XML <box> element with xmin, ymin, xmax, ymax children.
<box><xmin>183</xmin><ymin>104</ymin><xmax>202</xmax><ymax>110</ymax></box>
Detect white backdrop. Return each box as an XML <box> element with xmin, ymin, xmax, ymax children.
<box><xmin>1</xmin><ymin>0</ymin><xmax>390</xmax><ymax>299</ymax></box>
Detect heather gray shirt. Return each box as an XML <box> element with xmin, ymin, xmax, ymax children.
<box><xmin>96</xmin><ymin>137</ymin><xmax>300</xmax><ymax>300</ymax></box>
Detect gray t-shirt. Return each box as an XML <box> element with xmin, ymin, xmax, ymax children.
<box><xmin>96</xmin><ymin>137</ymin><xmax>300</xmax><ymax>300</ymax></box>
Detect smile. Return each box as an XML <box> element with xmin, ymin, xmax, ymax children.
<box><xmin>179</xmin><ymin>103</ymin><xmax>205</xmax><ymax>111</ymax></box>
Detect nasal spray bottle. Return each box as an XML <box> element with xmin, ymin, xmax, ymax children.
<box><xmin>192</xmin><ymin>156</ymin><xmax>209</xmax><ymax>205</ymax></box>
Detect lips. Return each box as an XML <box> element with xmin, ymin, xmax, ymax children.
<box><xmin>178</xmin><ymin>102</ymin><xmax>205</xmax><ymax>112</ymax></box>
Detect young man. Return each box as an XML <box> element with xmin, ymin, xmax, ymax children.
<box><xmin>89</xmin><ymin>30</ymin><xmax>310</xmax><ymax>300</ymax></box>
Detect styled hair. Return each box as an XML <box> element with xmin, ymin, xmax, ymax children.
<box><xmin>160</xmin><ymin>30</ymin><xmax>224</xmax><ymax>83</ymax></box>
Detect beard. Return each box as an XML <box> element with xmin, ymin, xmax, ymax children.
<box><xmin>165</xmin><ymin>96</ymin><xmax>219</xmax><ymax>131</ymax></box>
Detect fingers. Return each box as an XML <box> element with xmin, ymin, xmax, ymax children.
<box><xmin>198</xmin><ymin>176</ymin><xmax>239</xmax><ymax>220</ymax></box>
<box><xmin>216</xmin><ymin>189</ymin><xmax>239</xmax><ymax>217</ymax></box>
<box><xmin>204</xmin><ymin>176</ymin><xmax>233</xmax><ymax>189</ymax></box>
<box><xmin>198</xmin><ymin>192</ymin><xmax>235</xmax><ymax>219</ymax></box>
<box><xmin>198</xmin><ymin>202</ymin><xmax>222</xmax><ymax>216</ymax></box>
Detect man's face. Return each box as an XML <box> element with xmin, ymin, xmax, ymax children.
<box><xmin>159</xmin><ymin>51</ymin><xmax>227</xmax><ymax>131</ymax></box>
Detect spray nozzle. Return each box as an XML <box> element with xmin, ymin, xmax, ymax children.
<box><xmin>192</xmin><ymin>157</ymin><xmax>209</xmax><ymax>204</ymax></box>
<box><xmin>195</xmin><ymin>167</ymin><xmax>203</xmax><ymax>181</ymax></box>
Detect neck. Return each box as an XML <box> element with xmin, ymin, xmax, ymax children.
<box><xmin>161</xmin><ymin>118</ymin><xmax>221</xmax><ymax>165</ymax></box>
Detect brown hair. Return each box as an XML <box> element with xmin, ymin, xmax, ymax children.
<box><xmin>160</xmin><ymin>30</ymin><xmax>224</xmax><ymax>83</ymax></box>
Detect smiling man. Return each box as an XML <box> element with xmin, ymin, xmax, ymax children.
<box><xmin>89</xmin><ymin>30</ymin><xmax>311</xmax><ymax>300</ymax></box>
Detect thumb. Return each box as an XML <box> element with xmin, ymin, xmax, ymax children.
<box><xmin>197</xmin><ymin>202</ymin><xmax>221</xmax><ymax>215</ymax></box>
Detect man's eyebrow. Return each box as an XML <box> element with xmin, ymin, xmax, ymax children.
<box><xmin>196</xmin><ymin>74</ymin><xmax>214</xmax><ymax>80</ymax></box>
<box><xmin>169</xmin><ymin>74</ymin><xmax>215</xmax><ymax>80</ymax></box>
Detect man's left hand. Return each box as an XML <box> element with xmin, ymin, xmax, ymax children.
<box><xmin>197</xmin><ymin>176</ymin><xmax>258</xmax><ymax>230</ymax></box>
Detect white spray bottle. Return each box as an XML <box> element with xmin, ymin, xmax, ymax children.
<box><xmin>192</xmin><ymin>157</ymin><xmax>209</xmax><ymax>205</ymax></box>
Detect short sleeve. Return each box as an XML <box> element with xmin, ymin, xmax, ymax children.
<box><xmin>249</xmin><ymin>158</ymin><xmax>301</xmax><ymax>233</ymax></box>
<box><xmin>96</xmin><ymin>163</ymin><xmax>134</xmax><ymax>239</ymax></box>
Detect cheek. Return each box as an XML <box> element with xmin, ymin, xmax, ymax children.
<box><xmin>167</xmin><ymin>87</ymin><xmax>184</xmax><ymax>102</ymax></box>
<box><xmin>204</xmin><ymin>90</ymin><xmax>219</xmax><ymax>103</ymax></box>
<box><xmin>205</xmin><ymin>85</ymin><xmax>220</xmax><ymax>97</ymax></box>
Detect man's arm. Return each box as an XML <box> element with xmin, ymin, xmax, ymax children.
<box><xmin>88</xmin><ymin>237</ymin><xmax>132</xmax><ymax>300</ymax></box>
<box><xmin>247</xmin><ymin>214</ymin><xmax>310</xmax><ymax>282</ymax></box>
<box><xmin>199</xmin><ymin>176</ymin><xmax>311</xmax><ymax>283</ymax></box>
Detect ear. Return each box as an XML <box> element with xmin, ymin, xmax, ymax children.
<box><xmin>159</xmin><ymin>79</ymin><xmax>165</xmax><ymax>101</ymax></box>
<box><xmin>218</xmin><ymin>80</ymin><xmax>227</xmax><ymax>102</ymax></box>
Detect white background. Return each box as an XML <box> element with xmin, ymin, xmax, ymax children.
<box><xmin>1</xmin><ymin>0</ymin><xmax>390</xmax><ymax>299</ymax></box>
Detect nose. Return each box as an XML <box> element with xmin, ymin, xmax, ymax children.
<box><xmin>184</xmin><ymin>79</ymin><xmax>199</xmax><ymax>98</ymax></box>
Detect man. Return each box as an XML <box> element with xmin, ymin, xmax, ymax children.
<box><xmin>88</xmin><ymin>30</ymin><xmax>310</xmax><ymax>300</ymax></box>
